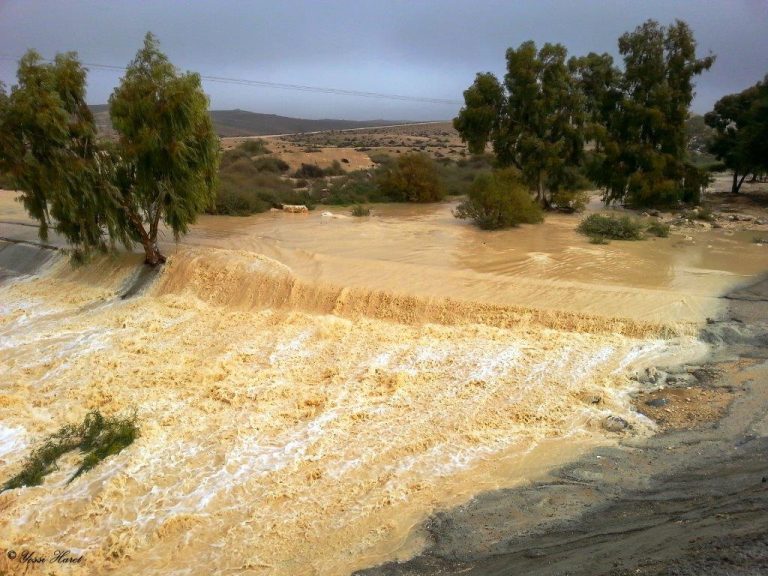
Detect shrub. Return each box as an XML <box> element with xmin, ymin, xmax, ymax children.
<box><xmin>324</xmin><ymin>160</ymin><xmax>346</xmax><ymax>176</ymax></box>
<box><xmin>552</xmin><ymin>189</ymin><xmax>589</xmax><ymax>213</ymax></box>
<box><xmin>351</xmin><ymin>204</ymin><xmax>371</xmax><ymax>217</ymax></box>
<box><xmin>293</xmin><ymin>163</ymin><xmax>325</xmax><ymax>179</ymax></box>
<box><xmin>253</xmin><ymin>156</ymin><xmax>290</xmax><ymax>173</ymax></box>
<box><xmin>322</xmin><ymin>170</ymin><xmax>385</xmax><ymax>205</ymax></box>
<box><xmin>378</xmin><ymin>152</ymin><xmax>445</xmax><ymax>203</ymax></box>
<box><xmin>577</xmin><ymin>214</ymin><xmax>644</xmax><ymax>241</ymax></box>
<box><xmin>646</xmin><ymin>220</ymin><xmax>671</xmax><ymax>237</ymax></box>
<box><xmin>214</xmin><ymin>156</ymin><xmax>296</xmax><ymax>215</ymax></box>
<box><xmin>2</xmin><ymin>410</ymin><xmax>138</xmax><ymax>491</ymax></box>
<box><xmin>436</xmin><ymin>157</ymin><xmax>492</xmax><ymax>197</ymax></box>
<box><xmin>369</xmin><ymin>152</ymin><xmax>395</xmax><ymax>166</ymax></box>
<box><xmin>237</xmin><ymin>139</ymin><xmax>270</xmax><ymax>155</ymax></box>
<box><xmin>453</xmin><ymin>168</ymin><xmax>544</xmax><ymax>230</ymax></box>
<box><xmin>220</xmin><ymin>148</ymin><xmax>251</xmax><ymax>167</ymax></box>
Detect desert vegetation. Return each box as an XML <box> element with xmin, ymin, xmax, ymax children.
<box><xmin>0</xmin><ymin>33</ymin><xmax>219</xmax><ymax>265</ymax></box>
<box><xmin>2</xmin><ymin>410</ymin><xmax>138</xmax><ymax>491</ymax></box>
<box><xmin>453</xmin><ymin>168</ymin><xmax>543</xmax><ymax>229</ymax></box>
<box><xmin>454</xmin><ymin>18</ymin><xmax>717</xmax><ymax>221</ymax></box>
<box><xmin>576</xmin><ymin>213</ymin><xmax>672</xmax><ymax>243</ymax></box>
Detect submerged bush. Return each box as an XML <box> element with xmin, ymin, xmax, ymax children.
<box><xmin>2</xmin><ymin>410</ymin><xmax>138</xmax><ymax>491</ymax></box>
<box><xmin>577</xmin><ymin>213</ymin><xmax>644</xmax><ymax>242</ymax></box>
<box><xmin>350</xmin><ymin>204</ymin><xmax>371</xmax><ymax>217</ymax></box>
<box><xmin>453</xmin><ymin>168</ymin><xmax>543</xmax><ymax>230</ymax></box>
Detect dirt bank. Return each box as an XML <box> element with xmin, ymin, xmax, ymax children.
<box><xmin>357</xmin><ymin>275</ymin><xmax>768</xmax><ymax>576</ymax></box>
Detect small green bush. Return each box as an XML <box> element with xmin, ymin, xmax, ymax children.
<box><xmin>369</xmin><ymin>152</ymin><xmax>395</xmax><ymax>166</ymax></box>
<box><xmin>253</xmin><ymin>156</ymin><xmax>290</xmax><ymax>173</ymax></box>
<box><xmin>351</xmin><ymin>204</ymin><xmax>371</xmax><ymax>217</ymax></box>
<box><xmin>577</xmin><ymin>214</ymin><xmax>644</xmax><ymax>240</ymax></box>
<box><xmin>378</xmin><ymin>152</ymin><xmax>445</xmax><ymax>203</ymax></box>
<box><xmin>323</xmin><ymin>160</ymin><xmax>346</xmax><ymax>176</ymax></box>
<box><xmin>214</xmin><ymin>157</ymin><xmax>296</xmax><ymax>215</ymax></box>
<box><xmin>646</xmin><ymin>220</ymin><xmax>670</xmax><ymax>237</ymax></box>
<box><xmin>453</xmin><ymin>168</ymin><xmax>544</xmax><ymax>230</ymax></box>
<box><xmin>237</xmin><ymin>139</ymin><xmax>270</xmax><ymax>155</ymax></box>
<box><xmin>293</xmin><ymin>163</ymin><xmax>325</xmax><ymax>179</ymax></box>
<box><xmin>321</xmin><ymin>170</ymin><xmax>385</xmax><ymax>205</ymax></box>
<box><xmin>2</xmin><ymin>410</ymin><xmax>138</xmax><ymax>491</ymax></box>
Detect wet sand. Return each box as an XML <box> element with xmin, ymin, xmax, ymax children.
<box><xmin>357</xmin><ymin>275</ymin><xmax>768</xmax><ymax>576</ymax></box>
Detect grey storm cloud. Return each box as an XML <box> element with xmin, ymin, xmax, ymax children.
<box><xmin>0</xmin><ymin>0</ymin><xmax>766</xmax><ymax>121</ymax></box>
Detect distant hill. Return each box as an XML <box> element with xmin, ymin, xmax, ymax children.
<box><xmin>89</xmin><ymin>105</ymin><xmax>405</xmax><ymax>138</ymax></box>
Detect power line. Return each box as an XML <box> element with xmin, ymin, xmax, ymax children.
<box><xmin>0</xmin><ymin>55</ymin><xmax>462</xmax><ymax>106</ymax></box>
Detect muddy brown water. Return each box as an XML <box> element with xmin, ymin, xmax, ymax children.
<box><xmin>0</xmin><ymin>190</ymin><xmax>767</xmax><ymax>575</ymax></box>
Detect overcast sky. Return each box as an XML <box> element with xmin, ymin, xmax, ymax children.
<box><xmin>0</xmin><ymin>0</ymin><xmax>766</xmax><ymax>121</ymax></box>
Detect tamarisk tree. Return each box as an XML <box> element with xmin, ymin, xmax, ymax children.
<box><xmin>0</xmin><ymin>33</ymin><xmax>219</xmax><ymax>265</ymax></box>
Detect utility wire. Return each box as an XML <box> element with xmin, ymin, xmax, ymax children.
<box><xmin>0</xmin><ymin>55</ymin><xmax>462</xmax><ymax>106</ymax></box>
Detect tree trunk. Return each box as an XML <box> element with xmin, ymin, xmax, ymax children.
<box><xmin>141</xmin><ymin>239</ymin><xmax>166</xmax><ymax>266</ymax></box>
<box><xmin>732</xmin><ymin>172</ymin><xmax>747</xmax><ymax>194</ymax></box>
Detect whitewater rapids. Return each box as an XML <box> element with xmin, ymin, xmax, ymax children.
<box><xmin>0</xmin><ymin>245</ymin><xmax>706</xmax><ymax>576</ymax></box>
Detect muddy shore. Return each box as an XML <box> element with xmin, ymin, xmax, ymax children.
<box><xmin>358</xmin><ymin>275</ymin><xmax>768</xmax><ymax>576</ymax></box>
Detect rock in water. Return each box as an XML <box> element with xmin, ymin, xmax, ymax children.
<box><xmin>602</xmin><ymin>415</ymin><xmax>629</xmax><ymax>432</ymax></box>
<box><xmin>283</xmin><ymin>204</ymin><xmax>309</xmax><ymax>213</ymax></box>
<box><xmin>645</xmin><ymin>398</ymin><xmax>669</xmax><ymax>408</ymax></box>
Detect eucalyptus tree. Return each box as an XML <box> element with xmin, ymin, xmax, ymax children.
<box><xmin>594</xmin><ymin>20</ymin><xmax>715</xmax><ymax>207</ymax></box>
<box><xmin>454</xmin><ymin>41</ymin><xmax>587</xmax><ymax>209</ymax></box>
<box><xmin>705</xmin><ymin>77</ymin><xmax>768</xmax><ymax>193</ymax></box>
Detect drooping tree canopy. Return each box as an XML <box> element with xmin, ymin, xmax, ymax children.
<box><xmin>109</xmin><ymin>32</ymin><xmax>219</xmax><ymax>264</ymax></box>
<box><xmin>0</xmin><ymin>33</ymin><xmax>219</xmax><ymax>265</ymax></box>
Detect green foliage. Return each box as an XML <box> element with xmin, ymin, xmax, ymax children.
<box><xmin>455</xmin><ymin>20</ymin><xmax>714</xmax><ymax>210</ymax></box>
<box><xmin>252</xmin><ymin>156</ymin><xmax>289</xmax><ymax>173</ymax></box>
<box><xmin>591</xmin><ymin>20</ymin><xmax>715</xmax><ymax>208</ymax></box>
<box><xmin>368</xmin><ymin>152</ymin><xmax>396</xmax><ymax>167</ymax></box>
<box><xmin>2</xmin><ymin>410</ymin><xmax>138</xmax><ymax>491</ymax></box>
<box><xmin>378</xmin><ymin>152</ymin><xmax>445</xmax><ymax>202</ymax></box>
<box><xmin>324</xmin><ymin>160</ymin><xmax>346</xmax><ymax>176</ymax></box>
<box><xmin>551</xmin><ymin>189</ymin><xmax>590</xmax><ymax>213</ymax></box>
<box><xmin>705</xmin><ymin>77</ymin><xmax>768</xmax><ymax>192</ymax></box>
<box><xmin>350</xmin><ymin>204</ymin><xmax>371</xmax><ymax>217</ymax></box>
<box><xmin>0</xmin><ymin>52</ymin><xmax>129</xmax><ymax>254</ymax></box>
<box><xmin>0</xmin><ymin>34</ymin><xmax>220</xmax><ymax>266</ymax></box>
<box><xmin>293</xmin><ymin>163</ymin><xmax>325</xmax><ymax>178</ymax></box>
<box><xmin>577</xmin><ymin>214</ymin><xmax>644</xmax><ymax>241</ymax></box>
<box><xmin>454</xmin><ymin>42</ymin><xmax>586</xmax><ymax>207</ymax></box>
<box><xmin>646</xmin><ymin>220</ymin><xmax>670</xmax><ymax>237</ymax></box>
<box><xmin>214</xmin><ymin>155</ymin><xmax>297</xmax><ymax>215</ymax></box>
<box><xmin>321</xmin><ymin>170</ymin><xmax>385</xmax><ymax>205</ymax></box>
<box><xmin>109</xmin><ymin>32</ymin><xmax>219</xmax><ymax>264</ymax></box>
<box><xmin>237</xmin><ymin>139</ymin><xmax>270</xmax><ymax>155</ymax></box>
<box><xmin>453</xmin><ymin>168</ymin><xmax>544</xmax><ymax>230</ymax></box>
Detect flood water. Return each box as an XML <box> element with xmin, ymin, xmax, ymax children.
<box><xmin>0</xmin><ymin>190</ymin><xmax>766</xmax><ymax>575</ymax></box>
